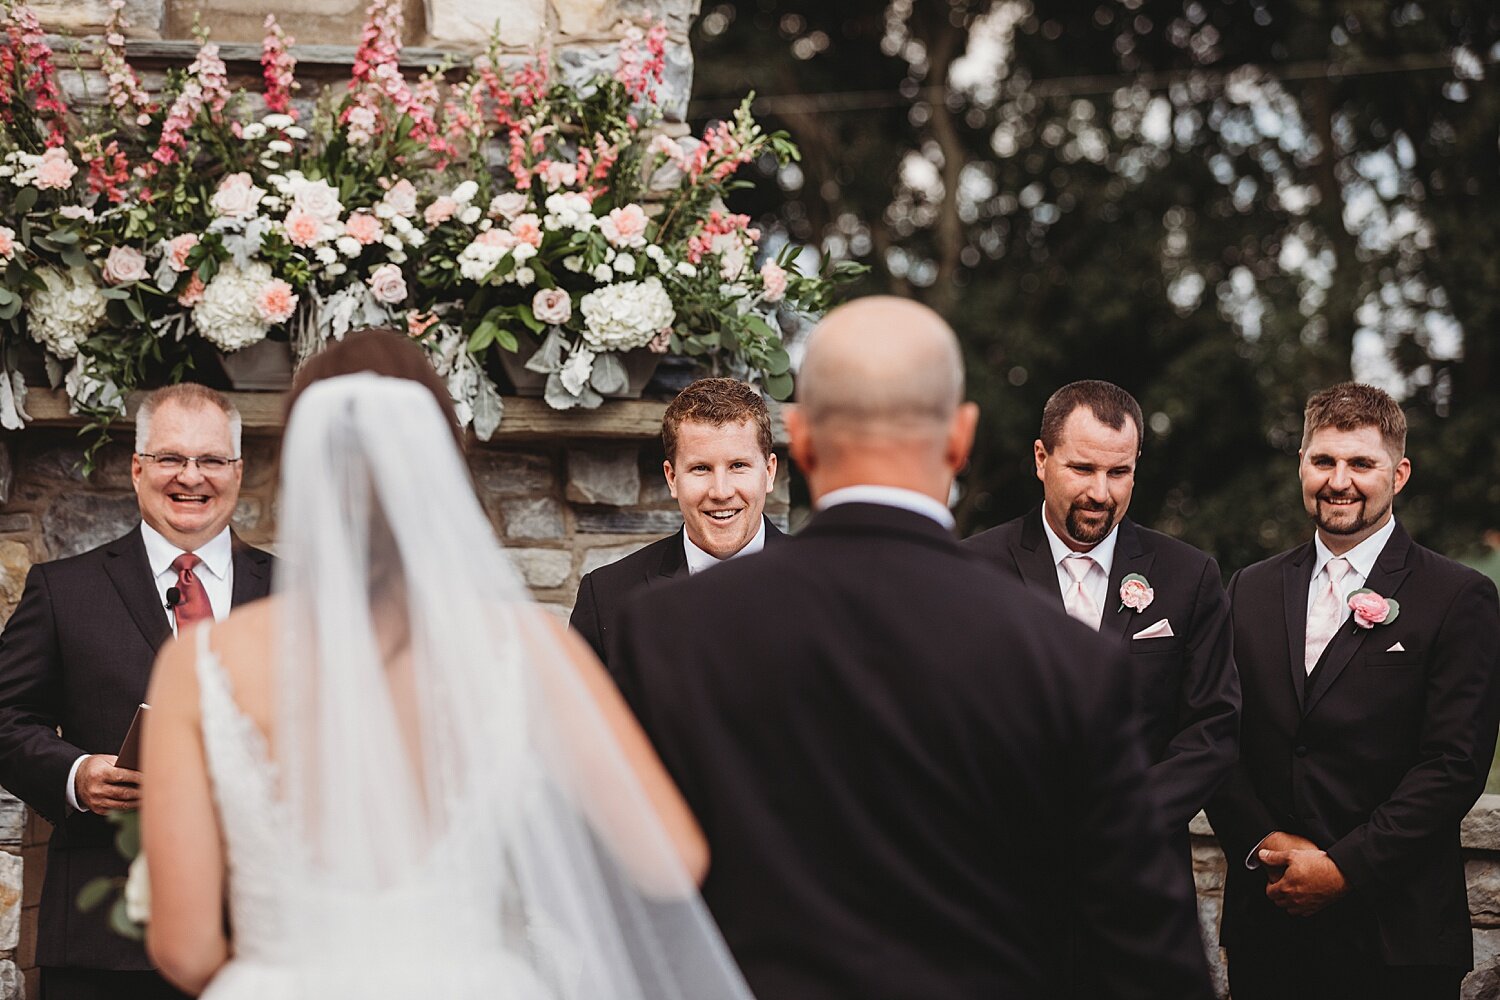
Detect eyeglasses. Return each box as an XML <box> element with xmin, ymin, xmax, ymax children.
<box><xmin>137</xmin><ymin>452</ymin><xmax>242</xmax><ymax>474</ymax></box>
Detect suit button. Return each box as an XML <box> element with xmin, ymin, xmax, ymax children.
<box><xmin>1294</xmin><ymin>745</ymin><xmax>1309</xmax><ymax>757</ymax></box>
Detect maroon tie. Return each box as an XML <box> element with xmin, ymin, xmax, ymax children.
<box><xmin>171</xmin><ymin>553</ymin><xmax>215</xmax><ymax>629</ymax></box>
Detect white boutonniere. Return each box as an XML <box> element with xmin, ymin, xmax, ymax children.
<box><xmin>1118</xmin><ymin>573</ymin><xmax>1154</xmax><ymax>613</ymax></box>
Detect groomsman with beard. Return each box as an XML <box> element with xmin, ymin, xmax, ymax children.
<box><xmin>1207</xmin><ymin>383</ymin><xmax>1500</xmax><ymax>1000</ymax></box>
<box><xmin>613</xmin><ymin>298</ymin><xmax>1211</xmax><ymax>1000</ymax></box>
<box><xmin>570</xmin><ymin>377</ymin><xmax>785</xmax><ymax>674</ymax></box>
<box><xmin>964</xmin><ymin>381</ymin><xmax>1240</xmax><ymax>843</ymax></box>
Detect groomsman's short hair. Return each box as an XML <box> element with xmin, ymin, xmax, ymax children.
<box><xmin>136</xmin><ymin>383</ymin><xmax>243</xmax><ymax>457</ymax></box>
<box><xmin>662</xmin><ymin>379</ymin><xmax>773</xmax><ymax>464</ymax></box>
<box><xmin>1039</xmin><ymin>380</ymin><xmax>1143</xmax><ymax>453</ymax></box>
<box><xmin>1301</xmin><ymin>382</ymin><xmax>1407</xmax><ymax>460</ymax></box>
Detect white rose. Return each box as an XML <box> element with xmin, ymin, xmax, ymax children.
<box><xmin>490</xmin><ymin>192</ymin><xmax>528</xmax><ymax>220</ymax></box>
<box><xmin>102</xmin><ymin>246</ymin><xmax>148</xmax><ymax>284</ymax></box>
<box><xmin>532</xmin><ymin>288</ymin><xmax>572</xmax><ymax>325</ymax></box>
<box><xmin>367</xmin><ymin>263</ymin><xmax>408</xmax><ymax>304</ymax></box>
<box><xmin>289</xmin><ymin>177</ymin><xmax>343</xmax><ymax>223</ymax></box>
<box><xmin>211</xmin><ymin>173</ymin><xmax>266</xmax><ymax>218</ymax></box>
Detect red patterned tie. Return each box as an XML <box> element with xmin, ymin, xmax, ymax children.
<box><xmin>170</xmin><ymin>553</ymin><xmax>215</xmax><ymax>629</ymax></box>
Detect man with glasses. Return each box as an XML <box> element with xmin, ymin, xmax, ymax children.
<box><xmin>0</xmin><ymin>383</ymin><xmax>274</xmax><ymax>1000</ymax></box>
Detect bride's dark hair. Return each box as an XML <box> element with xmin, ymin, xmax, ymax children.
<box><xmin>285</xmin><ymin>327</ymin><xmax>464</xmax><ymax>452</ymax></box>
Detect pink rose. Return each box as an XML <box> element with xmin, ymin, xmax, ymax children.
<box><xmin>102</xmin><ymin>245</ymin><xmax>148</xmax><ymax>284</ymax></box>
<box><xmin>378</xmin><ymin>178</ymin><xmax>418</xmax><ymax>218</ymax></box>
<box><xmin>531</xmin><ymin>288</ymin><xmax>572</xmax><ymax>326</ymax></box>
<box><xmin>166</xmin><ymin>234</ymin><xmax>199</xmax><ymax>273</ymax></box>
<box><xmin>255</xmin><ymin>279</ymin><xmax>298</xmax><ymax>323</ymax></box>
<box><xmin>760</xmin><ymin>260</ymin><xmax>788</xmax><ymax>303</ymax></box>
<box><xmin>1348</xmin><ymin>591</ymin><xmax>1390</xmax><ymax>629</ymax></box>
<box><xmin>283</xmin><ymin>208</ymin><xmax>324</xmax><ymax>247</ymax></box>
<box><xmin>210</xmin><ymin>172</ymin><xmax>264</xmax><ymax>218</ymax></box>
<box><xmin>344</xmin><ymin>212</ymin><xmax>383</xmax><ymax>245</ymax></box>
<box><xmin>0</xmin><ymin>226</ymin><xmax>15</xmax><ymax>260</ymax></box>
<box><xmin>33</xmin><ymin>148</ymin><xmax>77</xmax><ymax>190</ymax></box>
<box><xmin>424</xmin><ymin>197</ymin><xmax>459</xmax><ymax>226</ymax></box>
<box><xmin>177</xmin><ymin>273</ymin><xmax>206</xmax><ymax>306</ymax></box>
<box><xmin>509</xmin><ymin>213</ymin><xmax>544</xmax><ymax>248</ymax></box>
<box><xmin>366</xmin><ymin>263</ymin><xmax>408</xmax><ymax>304</ymax></box>
<box><xmin>489</xmin><ymin>192</ymin><xmax>528</xmax><ymax>220</ymax></box>
<box><xmin>599</xmin><ymin>204</ymin><xmax>648</xmax><ymax>248</ymax></box>
<box><xmin>1119</xmin><ymin>577</ymin><xmax>1154</xmax><ymax>612</ymax></box>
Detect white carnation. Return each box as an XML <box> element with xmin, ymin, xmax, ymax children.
<box><xmin>337</xmin><ymin>236</ymin><xmax>363</xmax><ymax>258</ymax></box>
<box><xmin>193</xmin><ymin>261</ymin><xmax>274</xmax><ymax>351</ymax></box>
<box><xmin>578</xmin><ymin>277</ymin><xmax>676</xmax><ymax>352</ymax></box>
<box><xmin>29</xmin><ymin>267</ymin><xmax>107</xmax><ymax>360</ymax></box>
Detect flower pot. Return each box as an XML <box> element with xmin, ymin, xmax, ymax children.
<box><xmin>608</xmin><ymin>348</ymin><xmax>665</xmax><ymax>399</ymax></box>
<box><xmin>217</xmin><ymin>339</ymin><xmax>294</xmax><ymax>391</ymax></box>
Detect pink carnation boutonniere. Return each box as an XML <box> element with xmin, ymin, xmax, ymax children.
<box><xmin>1347</xmin><ymin>588</ymin><xmax>1401</xmax><ymax>630</ymax></box>
<box><xmin>1118</xmin><ymin>573</ymin><xmax>1155</xmax><ymax>613</ymax></box>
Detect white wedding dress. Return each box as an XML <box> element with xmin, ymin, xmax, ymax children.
<box><xmin>184</xmin><ymin>373</ymin><xmax>753</xmax><ymax>1000</ymax></box>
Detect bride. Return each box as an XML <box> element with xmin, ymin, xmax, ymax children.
<box><xmin>140</xmin><ymin>329</ymin><xmax>754</xmax><ymax>999</ymax></box>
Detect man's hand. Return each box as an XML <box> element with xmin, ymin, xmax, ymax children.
<box><xmin>1259</xmin><ymin>848</ymin><xmax>1348</xmax><ymax>916</ymax></box>
<box><xmin>75</xmin><ymin>754</ymin><xmax>141</xmax><ymax>813</ymax></box>
<box><xmin>1256</xmin><ymin>830</ymin><xmax>1318</xmax><ymax>882</ymax></box>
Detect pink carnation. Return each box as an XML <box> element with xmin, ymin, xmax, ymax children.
<box><xmin>424</xmin><ymin>197</ymin><xmax>458</xmax><ymax>226</ymax></box>
<box><xmin>284</xmin><ymin>208</ymin><xmax>324</xmax><ymax>247</ymax></box>
<box><xmin>33</xmin><ymin>147</ymin><xmax>78</xmax><ymax>190</ymax></box>
<box><xmin>1348</xmin><ymin>591</ymin><xmax>1391</xmax><ymax>629</ymax></box>
<box><xmin>509</xmin><ymin>213</ymin><xmax>544</xmax><ymax>248</ymax></box>
<box><xmin>599</xmin><ymin>204</ymin><xmax>648</xmax><ymax>248</ymax></box>
<box><xmin>102</xmin><ymin>245</ymin><xmax>148</xmax><ymax>284</ymax></box>
<box><xmin>255</xmin><ymin>279</ymin><xmax>298</xmax><ymax>323</ymax></box>
<box><xmin>759</xmin><ymin>260</ymin><xmax>788</xmax><ymax>302</ymax></box>
<box><xmin>0</xmin><ymin>227</ymin><xmax>15</xmax><ymax>261</ymax></box>
<box><xmin>177</xmin><ymin>273</ymin><xmax>206</xmax><ymax>306</ymax></box>
<box><xmin>344</xmin><ymin>212</ymin><xmax>383</xmax><ymax>245</ymax></box>
<box><xmin>167</xmin><ymin>234</ymin><xmax>199</xmax><ymax>273</ymax></box>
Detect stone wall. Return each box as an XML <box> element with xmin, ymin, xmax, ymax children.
<box><xmin>1190</xmin><ymin>797</ymin><xmax>1500</xmax><ymax>1000</ymax></box>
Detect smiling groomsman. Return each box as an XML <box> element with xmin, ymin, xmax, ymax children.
<box><xmin>570</xmin><ymin>377</ymin><xmax>785</xmax><ymax>673</ymax></box>
<box><xmin>965</xmin><ymin>381</ymin><xmax>1240</xmax><ymax>838</ymax></box>
<box><xmin>1207</xmin><ymin>383</ymin><xmax>1500</xmax><ymax>1000</ymax></box>
<box><xmin>0</xmin><ymin>383</ymin><xmax>274</xmax><ymax>1000</ymax></box>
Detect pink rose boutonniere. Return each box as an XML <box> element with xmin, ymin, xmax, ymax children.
<box><xmin>1118</xmin><ymin>573</ymin><xmax>1154</xmax><ymax>613</ymax></box>
<box><xmin>1347</xmin><ymin>589</ymin><xmax>1400</xmax><ymax>629</ymax></box>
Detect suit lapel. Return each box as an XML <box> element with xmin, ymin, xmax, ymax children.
<box><xmin>1015</xmin><ymin>508</ymin><xmax>1065</xmax><ymax>607</ymax></box>
<box><xmin>1303</xmin><ymin>525</ymin><xmax>1414</xmax><ymax>715</ymax></box>
<box><xmin>1282</xmin><ymin>542</ymin><xmax>1316</xmax><ymax>711</ymax></box>
<box><xmin>647</xmin><ymin>528</ymin><xmax>690</xmax><ymax>586</ymax></box>
<box><xmin>230</xmin><ymin>534</ymin><xmax>273</xmax><ymax>607</ymax></box>
<box><xmin>103</xmin><ymin>527</ymin><xmax>173</xmax><ymax>653</ymax></box>
<box><xmin>1101</xmin><ymin>519</ymin><xmax>1156</xmax><ymax>641</ymax></box>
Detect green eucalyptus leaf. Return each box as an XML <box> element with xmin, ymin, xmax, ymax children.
<box><xmin>764</xmin><ymin>371</ymin><xmax>794</xmax><ymax>400</ymax></box>
<box><xmin>77</xmin><ymin>877</ymin><xmax>118</xmax><ymax>913</ymax></box>
<box><xmin>13</xmin><ymin>187</ymin><xmax>37</xmax><ymax>215</ymax></box>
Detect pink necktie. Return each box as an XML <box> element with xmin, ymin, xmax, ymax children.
<box><xmin>1305</xmin><ymin>556</ymin><xmax>1351</xmax><ymax>673</ymax></box>
<box><xmin>1062</xmin><ymin>555</ymin><xmax>1102</xmax><ymax>631</ymax></box>
<box><xmin>171</xmin><ymin>553</ymin><xmax>215</xmax><ymax>629</ymax></box>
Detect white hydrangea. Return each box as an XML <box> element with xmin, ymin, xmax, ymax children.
<box><xmin>193</xmin><ymin>261</ymin><xmax>275</xmax><ymax>351</ymax></box>
<box><xmin>29</xmin><ymin>267</ymin><xmax>107</xmax><ymax>360</ymax></box>
<box><xmin>578</xmin><ymin>277</ymin><xmax>676</xmax><ymax>352</ymax></box>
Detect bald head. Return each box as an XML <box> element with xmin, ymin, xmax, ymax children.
<box><xmin>798</xmin><ymin>297</ymin><xmax>965</xmax><ymax>435</ymax></box>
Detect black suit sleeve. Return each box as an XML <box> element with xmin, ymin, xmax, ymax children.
<box><xmin>1325</xmin><ymin>573</ymin><xmax>1500</xmax><ymax>889</ymax></box>
<box><xmin>0</xmin><ymin>564</ymin><xmax>86</xmax><ymax>825</ymax></box>
<box><xmin>1148</xmin><ymin>555</ymin><xmax>1240</xmax><ymax>826</ymax></box>
<box><xmin>569</xmin><ymin>571</ymin><xmax>606</xmax><ymax>664</ymax></box>
<box><xmin>1205</xmin><ymin>570</ymin><xmax>1279</xmax><ymax>866</ymax></box>
<box><xmin>1071</xmin><ymin>644</ymin><xmax>1214</xmax><ymax>999</ymax></box>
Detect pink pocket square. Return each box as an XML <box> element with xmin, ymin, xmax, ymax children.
<box><xmin>1132</xmin><ymin>619</ymin><xmax>1174</xmax><ymax>640</ymax></box>
<box><xmin>1385</xmin><ymin>641</ymin><xmax>1406</xmax><ymax>652</ymax></box>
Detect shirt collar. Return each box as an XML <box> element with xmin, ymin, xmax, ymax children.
<box><xmin>1313</xmin><ymin>515</ymin><xmax>1397</xmax><ymax>582</ymax></box>
<box><xmin>682</xmin><ymin>516</ymin><xmax>767</xmax><ymax>576</ymax></box>
<box><xmin>141</xmin><ymin>521</ymin><xmax>233</xmax><ymax>580</ymax></box>
<box><xmin>816</xmin><ymin>485</ymin><xmax>955</xmax><ymax>529</ymax></box>
<box><xmin>1040</xmin><ymin>513</ymin><xmax>1120</xmax><ymax>578</ymax></box>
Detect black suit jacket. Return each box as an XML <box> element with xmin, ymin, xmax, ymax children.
<box><xmin>965</xmin><ymin>509</ymin><xmax>1240</xmax><ymax>827</ymax></box>
<box><xmin>0</xmin><ymin>526</ymin><xmax>274</xmax><ymax>970</ymax></box>
<box><xmin>569</xmin><ymin>516</ymin><xmax>786</xmax><ymax>672</ymax></box>
<box><xmin>1206</xmin><ymin>521</ymin><xmax>1500</xmax><ymax>969</ymax></box>
<box><xmin>614</xmin><ymin>502</ymin><xmax>1212</xmax><ymax>1000</ymax></box>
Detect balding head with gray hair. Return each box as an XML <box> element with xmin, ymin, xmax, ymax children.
<box><xmin>786</xmin><ymin>296</ymin><xmax>977</xmax><ymax>504</ymax></box>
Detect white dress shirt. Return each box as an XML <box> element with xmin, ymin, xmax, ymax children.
<box><xmin>1041</xmin><ymin>515</ymin><xmax>1120</xmax><ymax>614</ymax></box>
<box><xmin>66</xmin><ymin>523</ymin><xmax>236</xmax><ymax>812</ymax></box>
<box><xmin>1306</xmin><ymin>516</ymin><xmax>1397</xmax><ymax>622</ymax></box>
<box><xmin>816</xmin><ymin>484</ymin><xmax>956</xmax><ymax>529</ymax></box>
<box><xmin>683</xmin><ymin>517</ymin><xmax>768</xmax><ymax>576</ymax></box>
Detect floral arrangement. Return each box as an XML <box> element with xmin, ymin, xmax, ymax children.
<box><xmin>0</xmin><ymin>0</ymin><xmax>860</xmax><ymax>445</ymax></box>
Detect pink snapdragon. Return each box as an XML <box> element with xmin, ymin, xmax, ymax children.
<box><xmin>615</xmin><ymin>22</ymin><xmax>668</xmax><ymax>103</ymax></box>
<box><xmin>260</xmin><ymin>15</ymin><xmax>299</xmax><ymax>119</ymax></box>
<box><xmin>2</xmin><ymin>3</ymin><xmax>68</xmax><ymax>145</ymax></box>
<box><xmin>343</xmin><ymin>0</ymin><xmax>440</xmax><ymax>149</ymax></box>
<box><xmin>686</xmin><ymin>211</ymin><xmax>759</xmax><ymax>265</ymax></box>
<box><xmin>150</xmin><ymin>39</ymin><xmax>230</xmax><ymax>170</ymax></box>
<box><xmin>101</xmin><ymin>1</ymin><xmax>156</xmax><ymax>127</ymax></box>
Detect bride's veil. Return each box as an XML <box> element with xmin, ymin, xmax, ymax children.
<box><xmin>273</xmin><ymin>372</ymin><xmax>754</xmax><ymax>998</ymax></box>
